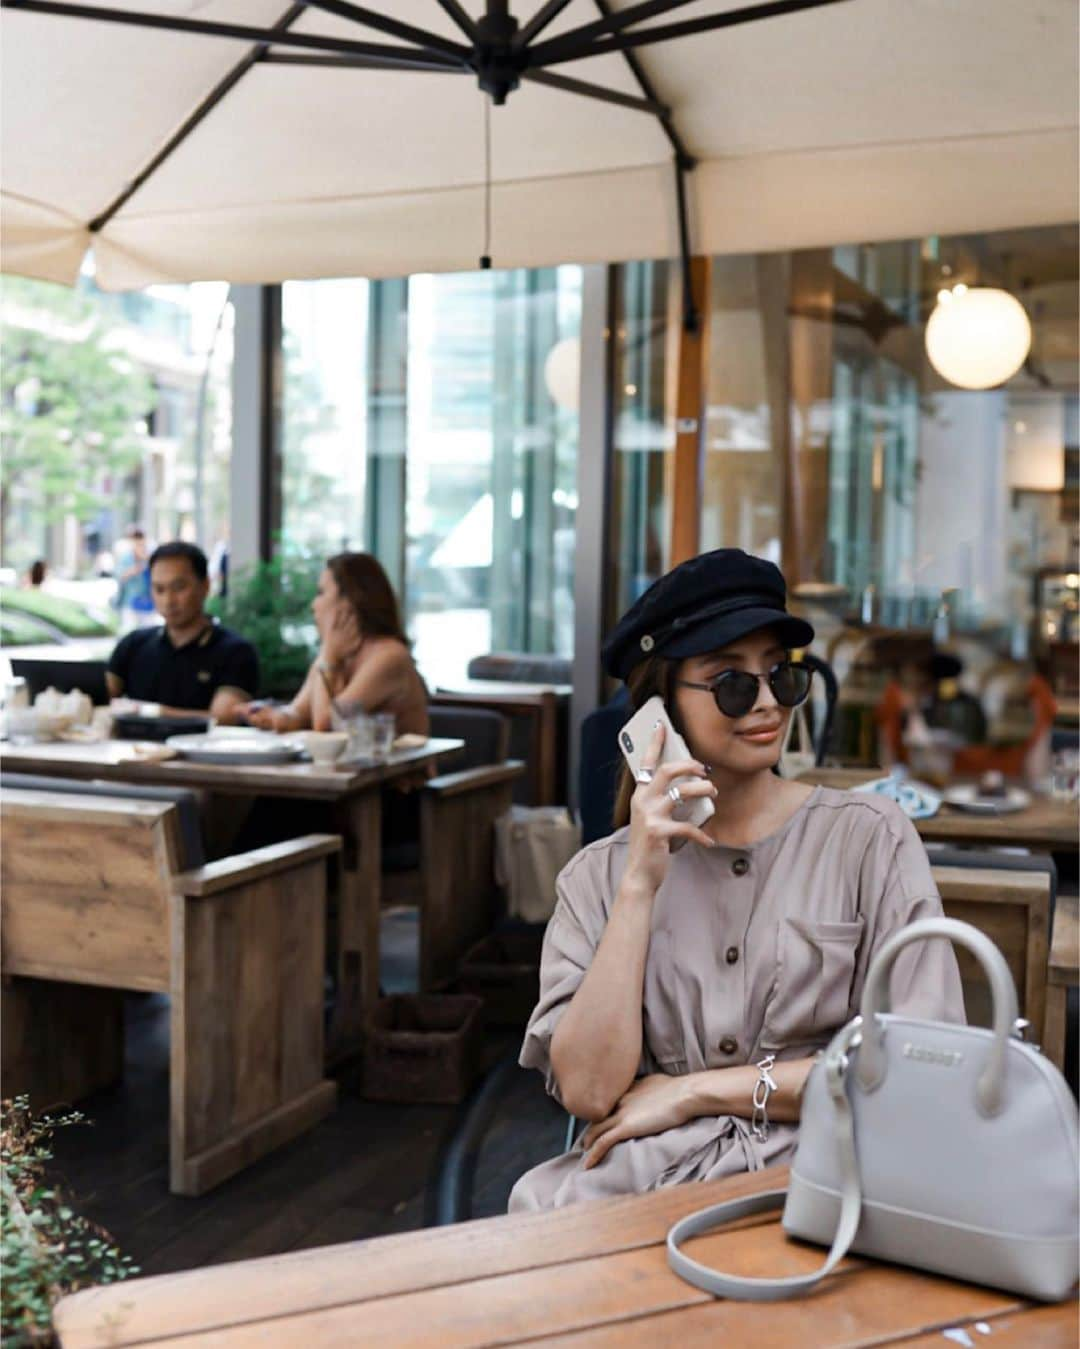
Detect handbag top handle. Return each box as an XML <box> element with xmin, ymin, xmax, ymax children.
<box><xmin>855</xmin><ymin>916</ymin><xmax>1019</xmax><ymax>1116</ymax></box>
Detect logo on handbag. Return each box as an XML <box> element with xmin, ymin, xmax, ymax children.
<box><xmin>902</xmin><ymin>1042</ymin><xmax>963</xmax><ymax>1067</ymax></box>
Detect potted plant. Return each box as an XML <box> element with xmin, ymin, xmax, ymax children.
<box><xmin>207</xmin><ymin>554</ymin><xmax>321</xmax><ymax>699</ymax></box>
<box><xmin>1</xmin><ymin>1097</ymin><xmax>137</xmax><ymax>1347</ymax></box>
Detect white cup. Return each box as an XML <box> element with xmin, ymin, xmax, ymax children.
<box><xmin>301</xmin><ymin>731</ymin><xmax>350</xmax><ymax>764</ymax></box>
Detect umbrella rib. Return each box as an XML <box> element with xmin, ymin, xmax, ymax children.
<box><xmin>293</xmin><ymin>0</ymin><xmax>470</xmax><ymax>62</ymax></box>
<box><xmin>261</xmin><ymin>51</ymin><xmax>467</xmax><ymax>70</ymax></box>
<box><xmin>586</xmin><ymin>0</ymin><xmax>693</xmax><ymax>166</ymax></box>
<box><xmin>0</xmin><ymin>0</ymin><xmax>463</xmax><ymax>65</ymax></box>
<box><xmin>87</xmin><ymin>2</ymin><xmax>309</xmax><ymax>234</ymax></box>
<box><xmin>582</xmin><ymin>0</ymin><xmax>698</xmax><ymax>328</ymax></box>
<box><xmin>514</xmin><ymin>0</ymin><xmax>575</xmax><ymax>49</ymax></box>
<box><xmin>432</xmin><ymin>0</ymin><xmax>478</xmax><ymax>42</ymax></box>
<box><xmin>528</xmin><ymin>0</ymin><xmax>855</xmax><ymax>68</ymax></box>
<box><xmin>519</xmin><ymin>67</ymin><xmax>668</xmax><ymax>117</ymax></box>
<box><xmin>525</xmin><ymin>0</ymin><xmax>700</xmax><ymax>65</ymax></box>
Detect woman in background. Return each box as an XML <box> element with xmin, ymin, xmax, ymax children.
<box><xmin>243</xmin><ymin>552</ymin><xmax>428</xmax><ymax>737</ymax></box>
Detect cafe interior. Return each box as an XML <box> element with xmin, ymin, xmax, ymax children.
<box><xmin>0</xmin><ymin>0</ymin><xmax>1078</xmax><ymax>1343</ymax></box>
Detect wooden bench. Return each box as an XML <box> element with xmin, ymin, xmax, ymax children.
<box><xmin>1</xmin><ymin>788</ymin><xmax>341</xmax><ymax>1196</ymax></box>
<box><xmin>1045</xmin><ymin>894</ymin><xmax>1079</xmax><ymax>1072</ymax></box>
<box><xmin>931</xmin><ymin>864</ymin><xmax>1050</xmax><ymax>1042</ymax></box>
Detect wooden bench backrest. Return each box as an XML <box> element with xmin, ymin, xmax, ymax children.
<box><xmin>931</xmin><ymin>864</ymin><xmax>1051</xmax><ymax>1038</ymax></box>
<box><xmin>1</xmin><ymin>788</ymin><xmax>180</xmax><ymax>993</ymax></box>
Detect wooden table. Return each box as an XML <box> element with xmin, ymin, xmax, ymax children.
<box><xmin>799</xmin><ymin>768</ymin><xmax>1079</xmax><ymax>853</ymax></box>
<box><xmin>0</xmin><ymin>737</ymin><xmax>463</xmax><ymax>1059</ymax></box>
<box><xmin>52</xmin><ymin>1166</ymin><xmax>1076</xmax><ymax>1347</ymax></box>
<box><xmin>433</xmin><ymin>679</ymin><xmax>572</xmax><ymax>805</ymax></box>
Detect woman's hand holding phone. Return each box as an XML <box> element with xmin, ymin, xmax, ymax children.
<box><xmin>625</xmin><ymin>722</ymin><xmax>717</xmax><ymax>896</ymax></box>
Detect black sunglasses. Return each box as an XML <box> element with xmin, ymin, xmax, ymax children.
<box><xmin>676</xmin><ymin>659</ymin><xmax>812</xmax><ymax>720</ymax></box>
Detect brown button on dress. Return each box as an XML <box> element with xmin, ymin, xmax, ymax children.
<box><xmin>509</xmin><ymin>786</ymin><xmax>965</xmax><ymax>1212</ymax></box>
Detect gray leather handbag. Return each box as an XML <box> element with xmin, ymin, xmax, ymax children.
<box><xmin>668</xmin><ymin>917</ymin><xmax>1080</xmax><ymax>1303</ymax></box>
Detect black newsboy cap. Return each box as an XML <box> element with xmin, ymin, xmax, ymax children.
<box><xmin>601</xmin><ymin>548</ymin><xmax>815</xmax><ymax>681</ymax></box>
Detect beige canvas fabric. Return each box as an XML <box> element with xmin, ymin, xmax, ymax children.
<box><xmin>2</xmin><ymin>2</ymin><xmax>1076</xmax><ymax>288</ymax></box>
<box><xmin>496</xmin><ymin>806</ymin><xmax>582</xmax><ymax>924</ymax></box>
<box><xmin>510</xmin><ymin>786</ymin><xmax>965</xmax><ymax>1212</ymax></box>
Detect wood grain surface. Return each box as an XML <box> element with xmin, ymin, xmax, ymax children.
<box><xmin>798</xmin><ymin>768</ymin><xmax>1079</xmax><ymax>851</ymax></box>
<box><xmin>53</xmin><ymin>1166</ymin><xmax>1076</xmax><ymax>1348</ymax></box>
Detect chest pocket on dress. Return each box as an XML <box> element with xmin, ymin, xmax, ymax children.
<box><xmin>760</xmin><ymin>917</ymin><xmax>864</xmax><ymax>1051</ymax></box>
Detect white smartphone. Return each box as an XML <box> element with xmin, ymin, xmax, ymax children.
<box><xmin>617</xmin><ymin>695</ymin><xmax>715</xmax><ymax>830</ymax></box>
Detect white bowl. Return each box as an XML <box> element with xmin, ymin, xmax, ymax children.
<box><xmin>300</xmin><ymin>731</ymin><xmax>350</xmax><ymax>764</ymax></box>
<box><xmin>5</xmin><ymin>708</ymin><xmax>74</xmax><ymax>741</ymax></box>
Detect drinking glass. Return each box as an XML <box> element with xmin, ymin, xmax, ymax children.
<box><xmin>371</xmin><ymin>712</ymin><xmax>396</xmax><ymax>761</ymax></box>
<box><xmin>329</xmin><ymin>701</ymin><xmax>374</xmax><ymax>760</ymax></box>
<box><xmin>1049</xmin><ymin>749</ymin><xmax>1079</xmax><ymax>801</ymax></box>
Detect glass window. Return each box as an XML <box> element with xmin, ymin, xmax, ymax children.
<box><xmin>1</xmin><ymin>273</ymin><xmax>233</xmax><ymax>604</ymax></box>
<box><xmin>281</xmin><ymin>278</ymin><xmax>369</xmax><ymax>557</ymax></box>
<box><xmin>405</xmin><ymin>266</ymin><xmax>581</xmax><ymax>687</ymax></box>
<box><xmin>701</xmin><ymin>253</ymin><xmax>784</xmax><ymax>564</ymax></box>
<box><xmin>699</xmin><ymin>225</ymin><xmax>1079</xmax><ymax>649</ymax></box>
<box><xmin>606</xmin><ymin>259</ymin><xmax>676</xmax><ymax>630</ymax></box>
<box><xmin>277</xmin><ymin>266</ymin><xmax>582</xmax><ymax>689</ymax></box>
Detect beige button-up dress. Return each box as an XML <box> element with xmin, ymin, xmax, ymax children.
<box><xmin>510</xmin><ymin>786</ymin><xmax>965</xmax><ymax>1212</ymax></box>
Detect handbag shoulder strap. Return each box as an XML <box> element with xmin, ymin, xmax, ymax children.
<box><xmin>666</xmin><ymin>1034</ymin><xmax>862</xmax><ymax>1302</ymax></box>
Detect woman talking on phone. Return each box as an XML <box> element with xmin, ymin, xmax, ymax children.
<box><xmin>510</xmin><ymin>549</ymin><xmax>963</xmax><ymax>1212</ymax></box>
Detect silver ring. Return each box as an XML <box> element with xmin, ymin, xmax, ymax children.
<box><xmin>634</xmin><ymin>767</ymin><xmax>655</xmax><ymax>785</ymax></box>
<box><xmin>667</xmin><ymin>784</ymin><xmax>683</xmax><ymax>805</ymax></box>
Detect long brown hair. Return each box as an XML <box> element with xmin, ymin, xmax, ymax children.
<box><xmin>611</xmin><ymin>655</ymin><xmax>687</xmax><ymax>830</ymax></box>
<box><xmin>327</xmin><ymin>552</ymin><xmax>408</xmax><ymax>643</ymax></box>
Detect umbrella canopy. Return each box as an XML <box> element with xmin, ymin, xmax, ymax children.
<box><xmin>2</xmin><ymin>0</ymin><xmax>1076</xmax><ymax>290</ymax></box>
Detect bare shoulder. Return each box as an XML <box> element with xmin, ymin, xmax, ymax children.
<box><xmin>358</xmin><ymin>636</ymin><xmax>415</xmax><ymax>672</ymax></box>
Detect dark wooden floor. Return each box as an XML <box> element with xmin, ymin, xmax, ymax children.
<box><xmin>46</xmin><ymin>910</ymin><xmax>566</xmax><ymax>1278</ymax></box>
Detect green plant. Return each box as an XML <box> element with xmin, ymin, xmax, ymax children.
<box><xmin>208</xmin><ymin>554</ymin><xmax>321</xmax><ymax>698</ymax></box>
<box><xmin>1</xmin><ymin>277</ymin><xmax>151</xmax><ymax>568</ymax></box>
<box><xmin>1</xmin><ymin>1097</ymin><xmax>138</xmax><ymax>1347</ymax></box>
<box><xmin>1</xmin><ymin>588</ymin><xmax>117</xmax><ymax>638</ymax></box>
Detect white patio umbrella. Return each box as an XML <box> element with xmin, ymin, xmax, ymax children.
<box><xmin>1</xmin><ymin>0</ymin><xmax>1076</xmax><ymax>291</ymax></box>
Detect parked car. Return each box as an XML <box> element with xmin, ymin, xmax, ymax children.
<box><xmin>0</xmin><ymin>608</ymin><xmax>69</xmax><ymax>647</ymax></box>
<box><xmin>1</xmin><ymin>586</ymin><xmax>117</xmax><ymax>639</ymax></box>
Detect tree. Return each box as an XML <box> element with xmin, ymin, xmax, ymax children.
<box><xmin>0</xmin><ymin>277</ymin><xmax>152</xmax><ymax>566</ymax></box>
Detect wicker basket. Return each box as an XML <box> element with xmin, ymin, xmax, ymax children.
<box><xmin>361</xmin><ymin>994</ymin><xmax>483</xmax><ymax>1105</ymax></box>
<box><xmin>457</xmin><ymin>931</ymin><xmax>543</xmax><ymax>1027</ymax></box>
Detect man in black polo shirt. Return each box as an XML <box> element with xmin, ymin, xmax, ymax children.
<box><xmin>106</xmin><ymin>542</ymin><xmax>258</xmax><ymax>725</ymax></box>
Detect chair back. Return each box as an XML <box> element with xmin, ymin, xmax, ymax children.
<box><xmin>579</xmin><ymin>688</ymin><xmax>631</xmax><ymax>846</ymax></box>
<box><xmin>0</xmin><ymin>772</ymin><xmax>205</xmax><ymax>868</ymax></box>
<box><xmin>929</xmin><ymin>853</ymin><xmax>1053</xmax><ymax>1042</ymax></box>
<box><xmin>2</xmin><ymin>788</ymin><xmax>177</xmax><ymax>991</ymax></box>
<box><xmin>466</xmin><ymin>652</ymin><xmax>572</xmax><ymax>685</ymax></box>
<box><xmin>798</xmin><ymin>652</ymin><xmax>838</xmax><ymax>766</ymax></box>
<box><xmin>428</xmin><ymin>705</ymin><xmax>510</xmax><ymax>771</ymax></box>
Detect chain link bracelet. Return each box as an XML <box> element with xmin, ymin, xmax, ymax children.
<box><xmin>751</xmin><ymin>1053</ymin><xmax>779</xmax><ymax>1142</ymax></box>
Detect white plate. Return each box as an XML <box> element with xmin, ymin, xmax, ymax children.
<box><xmin>942</xmin><ymin>785</ymin><xmax>1032</xmax><ymax>815</ymax></box>
<box><xmin>165</xmin><ymin>732</ymin><xmax>305</xmax><ymax>765</ymax></box>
